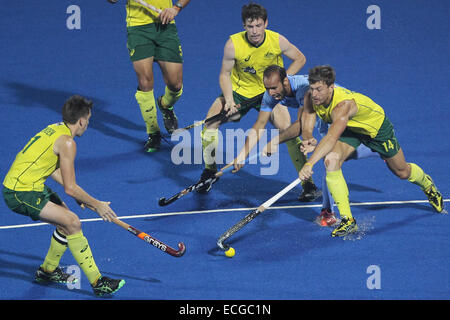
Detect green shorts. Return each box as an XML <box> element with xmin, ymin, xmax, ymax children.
<box><xmin>338</xmin><ymin>117</ymin><xmax>401</xmax><ymax>159</ymax></box>
<box><xmin>127</xmin><ymin>23</ymin><xmax>183</xmax><ymax>63</ymax></box>
<box><xmin>2</xmin><ymin>185</ymin><xmax>63</xmax><ymax>221</ymax></box>
<box><xmin>219</xmin><ymin>91</ymin><xmax>265</xmax><ymax>120</ymax></box>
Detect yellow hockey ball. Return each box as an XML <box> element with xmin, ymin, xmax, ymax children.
<box><xmin>225</xmin><ymin>247</ymin><xmax>235</xmax><ymax>258</ymax></box>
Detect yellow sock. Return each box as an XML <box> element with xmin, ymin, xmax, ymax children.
<box><xmin>161</xmin><ymin>85</ymin><xmax>183</xmax><ymax>108</ymax></box>
<box><xmin>67</xmin><ymin>231</ymin><xmax>101</xmax><ymax>285</ymax></box>
<box><xmin>135</xmin><ymin>90</ymin><xmax>159</xmax><ymax>134</ymax></box>
<box><xmin>201</xmin><ymin>127</ymin><xmax>219</xmax><ymax>170</ymax></box>
<box><xmin>407</xmin><ymin>163</ymin><xmax>432</xmax><ymax>191</ymax></box>
<box><xmin>326</xmin><ymin>169</ymin><xmax>353</xmax><ymax>219</ymax></box>
<box><xmin>41</xmin><ymin>229</ymin><xmax>68</xmax><ymax>273</ymax></box>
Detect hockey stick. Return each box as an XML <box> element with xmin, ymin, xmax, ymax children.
<box><xmin>175</xmin><ymin>110</ymin><xmax>227</xmax><ymax>133</ymax></box>
<box><xmin>158</xmin><ymin>153</ymin><xmax>260</xmax><ymax>206</ymax></box>
<box><xmin>174</xmin><ymin>93</ymin><xmax>265</xmax><ymax>134</ymax></box>
<box><xmin>158</xmin><ymin>163</ymin><xmax>234</xmax><ymax>206</ymax></box>
<box><xmin>113</xmin><ymin>218</ymin><xmax>185</xmax><ymax>257</ymax></box>
<box><xmin>131</xmin><ymin>0</ymin><xmax>162</xmax><ymax>14</ymax></box>
<box><xmin>217</xmin><ymin>178</ymin><xmax>302</xmax><ymax>251</ymax></box>
<box><xmin>108</xmin><ymin>0</ymin><xmax>162</xmax><ymax>14</ymax></box>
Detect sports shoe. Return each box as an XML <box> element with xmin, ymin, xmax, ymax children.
<box><xmin>157</xmin><ymin>96</ymin><xmax>178</xmax><ymax>134</ymax></box>
<box><xmin>195</xmin><ymin>168</ymin><xmax>218</xmax><ymax>194</ymax></box>
<box><xmin>35</xmin><ymin>266</ymin><xmax>78</xmax><ymax>284</ymax></box>
<box><xmin>298</xmin><ymin>180</ymin><xmax>322</xmax><ymax>202</ymax></box>
<box><xmin>92</xmin><ymin>276</ymin><xmax>125</xmax><ymax>296</ymax></box>
<box><xmin>144</xmin><ymin>131</ymin><xmax>161</xmax><ymax>152</ymax></box>
<box><xmin>423</xmin><ymin>175</ymin><xmax>444</xmax><ymax>213</ymax></box>
<box><xmin>331</xmin><ymin>217</ymin><xmax>358</xmax><ymax>237</ymax></box>
<box><xmin>316</xmin><ymin>208</ymin><xmax>338</xmax><ymax>227</ymax></box>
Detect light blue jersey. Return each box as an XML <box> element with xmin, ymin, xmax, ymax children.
<box><xmin>260</xmin><ymin>74</ymin><xmax>334</xmax><ymax>136</ymax></box>
<box><xmin>260</xmin><ymin>75</ymin><xmax>310</xmax><ymax>112</ymax></box>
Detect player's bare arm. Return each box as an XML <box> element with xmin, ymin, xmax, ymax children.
<box><xmin>263</xmin><ymin>106</ymin><xmax>305</xmax><ymax>156</ymax></box>
<box><xmin>159</xmin><ymin>0</ymin><xmax>191</xmax><ymax>24</ymax></box>
<box><xmin>298</xmin><ymin>100</ymin><xmax>353</xmax><ymax>181</ymax></box>
<box><xmin>300</xmin><ymin>92</ymin><xmax>318</xmax><ymax>153</ymax></box>
<box><xmin>300</xmin><ymin>92</ymin><xmax>317</xmax><ymax>140</ymax></box>
<box><xmin>278</xmin><ymin>34</ymin><xmax>306</xmax><ymax>75</ymax></box>
<box><xmin>54</xmin><ymin>135</ymin><xmax>117</xmax><ymax>222</ymax></box>
<box><xmin>234</xmin><ymin>110</ymin><xmax>271</xmax><ymax>172</ymax></box>
<box><xmin>219</xmin><ymin>39</ymin><xmax>238</xmax><ymax>116</ymax></box>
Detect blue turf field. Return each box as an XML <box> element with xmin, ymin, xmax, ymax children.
<box><xmin>0</xmin><ymin>0</ymin><xmax>449</xmax><ymax>302</ymax></box>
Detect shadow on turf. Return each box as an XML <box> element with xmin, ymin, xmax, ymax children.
<box><xmin>4</xmin><ymin>81</ymin><xmax>144</xmax><ymax>144</ymax></box>
<box><xmin>0</xmin><ymin>249</ymin><xmax>95</xmax><ymax>298</ymax></box>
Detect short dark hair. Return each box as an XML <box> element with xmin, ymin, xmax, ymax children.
<box><xmin>263</xmin><ymin>65</ymin><xmax>287</xmax><ymax>83</ymax></box>
<box><xmin>308</xmin><ymin>65</ymin><xmax>336</xmax><ymax>86</ymax></box>
<box><xmin>62</xmin><ymin>95</ymin><xmax>93</xmax><ymax>125</ymax></box>
<box><xmin>242</xmin><ymin>2</ymin><xmax>267</xmax><ymax>23</ymax></box>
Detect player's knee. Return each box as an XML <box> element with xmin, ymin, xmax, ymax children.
<box><xmin>393</xmin><ymin>167</ymin><xmax>410</xmax><ymax>180</ymax></box>
<box><xmin>65</xmin><ymin>213</ymin><xmax>82</xmax><ymax>235</ymax></box>
<box><xmin>324</xmin><ymin>152</ymin><xmax>341</xmax><ymax>171</ymax></box>
<box><xmin>168</xmin><ymin>82</ymin><xmax>183</xmax><ymax>93</ymax></box>
<box><xmin>137</xmin><ymin>76</ymin><xmax>154</xmax><ymax>92</ymax></box>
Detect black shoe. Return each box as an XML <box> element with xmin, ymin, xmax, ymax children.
<box><xmin>34</xmin><ymin>266</ymin><xmax>78</xmax><ymax>284</ymax></box>
<box><xmin>157</xmin><ymin>96</ymin><xmax>178</xmax><ymax>134</ymax></box>
<box><xmin>92</xmin><ymin>276</ymin><xmax>125</xmax><ymax>296</ymax></box>
<box><xmin>144</xmin><ymin>131</ymin><xmax>161</xmax><ymax>152</ymax></box>
<box><xmin>195</xmin><ymin>168</ymin><xmax>218</xmax><ymax>194</ymax></box>
<box><xmin>298</xmin><ymin>180</ymin><xmax>322</xmax><ymax>202</ymax></box>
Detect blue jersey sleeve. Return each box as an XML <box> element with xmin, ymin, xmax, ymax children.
<box><xmin>260</xmin><ymin>92</ymin><xmax>277</xmax><ymax>113</ymax></box>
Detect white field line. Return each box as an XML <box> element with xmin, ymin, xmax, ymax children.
<box><xmin>0</xmin><ymin>199</ymin><xmax>448</xmax><ymax>230</ymax></box>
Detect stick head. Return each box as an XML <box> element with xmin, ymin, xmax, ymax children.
<box><xmin>216</xmin><ymin>239</ymin><xmax>229</xmax><ymax>251</ymax></box>
<box><xmin>175</xmin><ymin>242</ymin><xmax>186</xmax><ymax>257</ymax></box>
<box><xmin>158</xmin><ymin>197</ymin><xmax>166</xmax><ymax>206</ymax></box>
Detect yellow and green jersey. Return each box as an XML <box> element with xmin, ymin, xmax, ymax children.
<box><xmin>313</xmin><ymin>86</ymin><xmax>385</xmax><ymax>138</ymax></box>
<box><xmin>126</xmin><ymin>0</ymin><xmax>175</xmax><ymax>27</ymax></box>
<box><xmin>3</xmin><ymin>123</ymin><xmax>72</xmax><ymax>192</ymax></box>
<box><xmin>230</xmin><ymin>29</ymin><xmax>283</xmax><ymax>98</ymax></box>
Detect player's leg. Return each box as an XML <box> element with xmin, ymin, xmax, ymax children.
<box><xmin>196</xmin><ymin>97</ymin><xmax>232</xmax><ymax>193</ymax></box>
<box><xmin>319</xmin><ymin>144</ymin><xmax>379</xmax><ymax>226</ymax></box>
<box><xmin>157</xmin><ymin>60</ymin><xmax>183</xmax><ymax>133</ymax></box>
<box><xmin>384</xmin><ymin>148</ymin><xmax>443</xmax><ymax>212</ymax></box>
<box><xmin>39</xmin><ymin>201</ymin><xmax>124</xmax><ymax>295</ymax></box>
<box><xmin>2</xmin><ymin>187</ymin><xmax>77</xmax><ymax>284</ymax></box>
<box><xmin>154</xmin><ymin>23</ymin><xmax>184</xmax><ymax>134</ymax></box>
<box><xmin>373</xmin><ymin>117</ymin><xmax>443</xmax><ymax>212</ymax></box>
<box><xmin>133</xmin><ymin>58</ymin><xmax>161</xmax><ymax>152</ymax></box>
<box><xmin>39</xmin><ymin>202</ymin><xmax>101</xmax><ymax>283</ymax></box>
<box><xmin>323</xmin><ymin>141</ymin><xmax>359</xmax><ymax>236</ymax></box>
<box><xmin>270</xmin><ymin>104</ymin><xmax>321</xmax><ymax>202</ymax></box>
<box><xmin>128</xmin><ymin>24</ymin><xmax>160</xmax><ymax>152</ymax></box>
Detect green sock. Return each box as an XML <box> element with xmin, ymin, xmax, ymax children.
<box><xmin>326</xmin><ymin>169</ymin><xmax>353</xmax><ymax>219</ymax></box>
<box><xmin>286</xmin><ymin>137</ymin><xmax>306</xmax><ymax>172</ymax></box>
<box><xmin>67</xmin><ymin>231</ymin><xmax>101</xmax><ymax>285</ymax></box>
<box><xmin>135</xmin><ymin>89</ymin><xmax>159</xmax><ymax>134</ymax></box>
<box><xmin>41</xmin><ymin>229</ymin><xmax>68</xmax><ymax>273</ymax></box>
<box><xmin>286</xmin><ymin>137</ymin><xmax>313</xmax><ymax>185</ymax></box>
<box><xmin>407</xmin><ymin>163</ymin><xmax>432</xmax><ymax>191</ymax></box>
<box><xmin>201</xmin><ymin>127</ymin><xmax>219</xmax><ymax>171</ymax></box>
<box><xmin>161</xmin><ymin>85</ymin><xmax>183</xmax><ymax>108</ymax></box>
